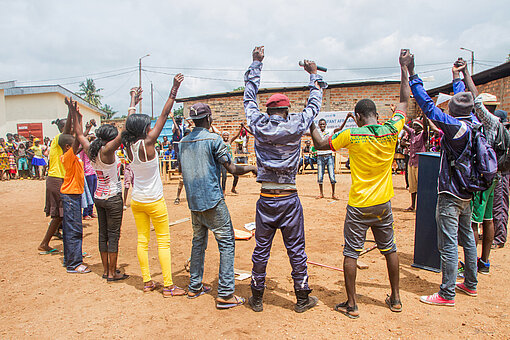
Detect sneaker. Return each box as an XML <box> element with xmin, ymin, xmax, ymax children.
<box><xmin>419</xmin><ymin>293</ymin><xmax>454</xmax><ymax>306</ymax></box>
<box><xmin>477</xmin><ymin>258</ymin><xmax>490</xmax><ymax>275</ymax></box>
<box><xmin>457</xmin><ymin>261</ymin><xmax>465</xmax><ymax>278</ymax></box>
<box><xmin>455</xmin><ymin>283</ymin><xmax>477</xmax><ymax>297</ymax></box>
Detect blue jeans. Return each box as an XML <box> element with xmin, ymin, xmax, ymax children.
<box><xmin>83</xmin><ymin>174</ymin><xmax>97</xmax><ymax>217</ymax></box>
<box><xmin>317</xmin><ymin>154</ymin><xmax>336</xmax><ymax>184</ymax></box>
<box><xmin>189</xmin><ymin>199</ymin><xmax>235</xmax><ymax>298</ymax></box>
<box><xmin>436</xmin><ymin>193</ymin><xmax>477</xmax><ymax>300</ymax></box>
<box><xmin>61</xmin><ymin>193</ymin><xmax>83</xmax><ymax>270</ymax></box>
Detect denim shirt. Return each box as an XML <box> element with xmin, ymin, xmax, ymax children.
<box><xmin>410</xmin><ymin>74</ymin><xmax>474</xmax><ymax>200</ymax></box>
<box><xmin>243</xmin><ymin>60</ymin><xmax>326</xmax><ymax>184</ymax></box>
<box><xmin>178</xmin><ymin>127</ymin><xmax>231</xmax><ymax>212</ymax></box>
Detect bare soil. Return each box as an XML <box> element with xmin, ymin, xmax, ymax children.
<box><xmin>0</xmin><ymin>174</ymin><xmax>509</xmax><ymax>339</ymax></box>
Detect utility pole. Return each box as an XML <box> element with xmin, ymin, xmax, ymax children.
<box><xmin>138</xmin><ymin>54</ymin><xmax>150</xmax><ymax>113</ymax></box>
<box><xmin>151</xmin><ymin>82</ymin><xmax>154</xmax><ymax>119</ymax></box>
<box><xmin>460</xmin><ymin>47</ymin><xmax>474</xmax><ymax>74</ymax></box>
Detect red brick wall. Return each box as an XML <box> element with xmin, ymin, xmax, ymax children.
<box><xmin>181</xmin><ymin>83</ymin><xmax>404</xmax><ymax>152</ymax></box>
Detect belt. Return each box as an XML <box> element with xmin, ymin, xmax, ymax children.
<box><xmin>260</xmin><ymin>189</ymin><xmax>297</xmax><ymax>197</ymax></box>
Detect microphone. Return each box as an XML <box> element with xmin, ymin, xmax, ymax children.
<box><xmin>299</xmin><ymin>61</ymin><xmax>327</xmax><ymax>72</ymax></box>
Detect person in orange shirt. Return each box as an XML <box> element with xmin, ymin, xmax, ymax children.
<box><xmin>59</xmin><ymin>97</ymin><xmax>90</xmax><ymax>274</ymax></box>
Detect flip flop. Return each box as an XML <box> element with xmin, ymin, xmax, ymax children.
<box><xmin>67</xmin><ymin>264</ymin><xmax>91</xmax><ymax>274</ymax></box>
<box><xmin>216</xmin><ymin>295</ymin><xmax>245</xmax><ymax>309</ymax></box>
<box><xmin>107</xmin><ymin>274</ymin><xmax>130</xmax><ymax>282</ymax></box>
<box><xmin>187</xmin><ymin>285</ymin><xmax>212</xmax><ymax>299</ymax></box>
<box><xmin>385</xmin><ymin>294</ymin><xmax>402</xmax><ymax>312</ymax></box>
<box><xmin>39</xmin><ymin>248</ymin><xmax>58</xmax><ymax>255</ymax></box>
<box><xmin>102</xmin><ymin>269</ymin><xmax>122</xmax><ymax>279</ymax></box>
<box><xmin>174</xmin><ymin>198</ymin><xmax>180</xmax><ymax>205</ymax></box>
<box><xmin>334</xmin><ymin>301</ymin><xmax>359</xmax><ymax>319</ymax></box>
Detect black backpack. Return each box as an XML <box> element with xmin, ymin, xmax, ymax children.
<box><xmin>444</xmin><ymin>123</ymin><xmax>498</xmax><ymax>193</ymax></box>
<box><xmin>493</xmin><ymin>122</ymin><xmax>510</xmax><ymax>172</ymax></box>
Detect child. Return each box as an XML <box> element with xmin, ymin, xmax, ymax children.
<box><xmin>8</xmin><ymin>147</ymin><xmax>16</xmax><ymax>179</ymax></box>
<box><xmin>31</xmin><ymin>138</ymin><xmax>47</xmax><ymax>180</ymax></box>
<box><xmin>0</xmin><ymin>146</ymin><xmax>8</xmax><ymax>180</ymax></box>
<box><xmin>59</xmin><ymin>98</ymin><xmax>90</xmax><ymax>274</ymax></box>
<box><xmin>17</xmin><ymin>143</ymin><xmax>29</xmax><ymax>179</ymax></box>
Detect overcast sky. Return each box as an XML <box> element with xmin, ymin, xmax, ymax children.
<box><xmin>1</xmin><ymin>0</ymin><xmax>509</xmax><ymax>118</ymax></box>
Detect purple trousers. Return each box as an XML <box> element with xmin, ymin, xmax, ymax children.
<box><xmin>251</xmin><ymin>193</ymin><xmax>309</xmax><ymax>291</ymax></box>
<box><xmin>493</xmin><ymin>173</ymin><xmax>509</xmax><ymax>245</ymax></box>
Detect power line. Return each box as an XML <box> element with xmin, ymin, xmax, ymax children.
<box><xmin>18</xmin><ymin>66</ymin><xmax>138</xmax><ymax>84</ymax></box>
<box><xmin>144</xmin><ymin>61</ymin><xmax>453</xmax><ymax>73</ymax></box>
<box><xmin>60</xmin><ymin>69</ymin><xmax>138</xmax><ymax>86</ymax></box>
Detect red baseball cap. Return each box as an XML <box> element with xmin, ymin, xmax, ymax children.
<box><xmin>266</xmin><ymin>93</ymin><xmax>290</xmax><ymax>108</ymax></box>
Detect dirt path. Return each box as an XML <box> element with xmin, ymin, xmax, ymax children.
<box><xmin>0</xmin><ymin>174</ymin><xmax>509</xmax><ymax>339</ymax></box>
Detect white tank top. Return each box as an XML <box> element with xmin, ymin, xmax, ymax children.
<box><xmin>93</xmin><ymin>151</ymin><xmax>122</xmax><ymax>200</ymax></box>
<box><xmin>130</xmin><ymin>140</ymin><xmax>163</xmax><ymax>203</ymax></box>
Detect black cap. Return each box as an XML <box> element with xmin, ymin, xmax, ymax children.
<box><xmin>189</xmin><ymin>103</ymin><xmax>212</xmax><ymax>120</ymax></box>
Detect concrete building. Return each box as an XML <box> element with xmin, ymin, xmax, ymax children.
<box><xmin>0</xmin><ymin>81</ymin><xmax>105</xmax><ymax>139</ymax></box>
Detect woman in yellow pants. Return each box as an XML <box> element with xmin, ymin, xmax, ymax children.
<box><xmin>122</xmin><ymin>75</ymin><xmax>186</xmax><ymax>297</ymax></box>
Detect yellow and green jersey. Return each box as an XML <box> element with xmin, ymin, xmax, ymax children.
<box><xmin>329</xmin><ymin>110</ymin><xmax>405</xmax><ymax>208</ymax></box>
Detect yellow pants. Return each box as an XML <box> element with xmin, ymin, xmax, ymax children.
<box><xmin>131</xmin><ymin>197</ymin><xmax>174</xmax><ymax>287</ymax></box>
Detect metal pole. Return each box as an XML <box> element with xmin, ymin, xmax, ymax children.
<box><xmin>151</xmin><ymin>82</ymin><xmax>154</xmax><ymax>119</ymax></box>
<box><xmin>471</xmin><ymin>50</ymin><xmax>474</xmax><ymax>74</ymax></box>
<box><xmin>138</xmin><ymin>58</ymin><xmax>142</xmax><ymax>114</ymax></box>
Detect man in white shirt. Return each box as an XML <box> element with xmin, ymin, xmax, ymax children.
<box><xmin>316</xmin><ymin>119</ymin><xmax>338</xmax><ymax>199</ymax></box>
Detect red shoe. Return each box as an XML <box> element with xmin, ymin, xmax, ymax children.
<box><xmin>419</xmin><ymin>293</ymin><xmax>454</xmax><ymax>306</ymax></box>
<box><xmin>455</xmin><ymin>283</ymin><xmax>477</xmax><ymax>297</ymax></box>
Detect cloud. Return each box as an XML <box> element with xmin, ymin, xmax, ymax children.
<box><xmin>1</xmin><ymin>0</ymin><xmax>509</xmax><ymax>118</ymax></box>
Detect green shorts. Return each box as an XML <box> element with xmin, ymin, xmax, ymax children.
<box><xmin>471</xmin><ymin>180</ymin><xmax>497</xmax><ymax>223</ymax></box>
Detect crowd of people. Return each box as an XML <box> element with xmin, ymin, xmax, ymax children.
<box><xmin>7</xmin><ymin>46</ymin><xmax>507</xmax><ymax>318</ymax></box>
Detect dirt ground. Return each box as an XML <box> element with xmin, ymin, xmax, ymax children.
<box><xmin>1</xmin><ymin>173</ymin><xmax>509</xmax><ymax>339</ymax></box>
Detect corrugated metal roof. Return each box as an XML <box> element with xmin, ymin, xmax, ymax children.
<box><xmin>3</xmin><ymin>84</ymin><xmax>106</xmax><ymax>116</ymax></box>
<box><xmin>427</xmin><ymin>62</ymin><xmax>510</xmax><ymax>97</ymax></box>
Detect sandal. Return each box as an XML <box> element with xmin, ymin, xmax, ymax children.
<box><xmin>163</xmin><ymin>285</ymin><xmax>186</xmax><ymax>297</ymax></box>
<box><xmin>107</xmin><ymin>274</ymin><xmax>130</xmax><ymax>282</ymax></box>
<box><xmin>216</xmin><ymin>295</ymin><xmax>245</xmax><ymax>309</ymax></box>
<box><xmin>67</xmin><ymin>264</ymin><xmax>91</xmax><ymax>274</ymax></box>
<box><xmin>187</xmin><ymin>285</ymin><xmax>212</xmax><ymax>299</ymax></box>
<box><xmin>334</xmin><ymin>301</ymin><xmax>359</xmax><ymax>319</ymax></box>
<box><xmin>385</xmin><ymin>294</ymin><xmax>402</xmax><ymax>312</ymax></box>
<box><xmin>174</xmin><ymin>198</ymin><xmax>180</xmax><ymax>205</ymax></box>
<box><xmin>143</xmin><ymin>281</ymin><xmax>157</xmax><ymax>292</ymax></box>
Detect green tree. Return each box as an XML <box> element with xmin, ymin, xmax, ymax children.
<box><xmin>101</xmin><ymin>104</ymin><xmax>117</xmax><ymax>120</ymax></box>
<box><xmin>232</xmin><ymin>86</ymin><xmax>244</xmax><ymax>92</ymax></box>
<box><xmin>173</xmin><ymin>106</ymin><xmax>184</xmax><ymax>117</ymax></box>
<box><xmin>77</xmin><ymin>78</ymin><xmax>103</xmax><ymax>107</ymax></box>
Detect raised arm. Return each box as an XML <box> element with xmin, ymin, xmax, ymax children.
<box><xmin>333</xmin><ymin>112</ymin><xmax>354</xmax><ymax>134</ymax></box>
<box><xmin>310</xmin><ymin>122</ymin><xmax>330</xmax><ymax>150</ymax></box>
<box><xmin>229</xmin><ymin>125</ymin><xmax>243</xmax><ymax>143</ymax></box>
<box><xmin>407</xmin><ymin>51</ymin><xmax>466</xmax><ymax>141</ymax></box>
<box><xmin>244</xmin><ymin>46</ymin><xmax>265</xmax><ymax>130</ymax></box>
<box><xmin>68</xmin><ymin>98</ymin><xmax>90</xmax><ymax>154</ymax></box>
<box><xmin>397</xmin><ymin>49</ymin><xmax>412</xmax><ymax>113</ymax></box>
<box><xmin>63</xmin><ymin>97</ymin><xmax>74</xmax><ymax>134</ymax></box>
<box><xmin>459</xmin><ymin>60</ymin><xmax>479</xmax><ymax>98</ymax></box>
<box><xmin>104</xmin><ymin>89</ymin><xmax>139</xmax><ymax>155</ymax></box>
<box><xmin>146</xmin><ymin>74</ymin><xmax>183</xmax><ymax>144</ymax></box>
<box><xmin>452</xmin><ymin>58</ymin><xmax>467</xmax><ymax>95</ymax></box>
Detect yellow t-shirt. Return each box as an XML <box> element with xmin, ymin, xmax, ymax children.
<box><xmin>48</xmin><ymin>134</ymin><xmax>65</xmax><ymax>179</ymax></box>
<box><xmin>329</xmin><ymin>110</ymin><xmax>406</xmax><ymax>208</ymax></box>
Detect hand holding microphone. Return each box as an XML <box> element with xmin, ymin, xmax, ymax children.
<box><xmin>299</xmin><ymin>60</ymin><xmax>327</xmax><ymax>73</ymax></box>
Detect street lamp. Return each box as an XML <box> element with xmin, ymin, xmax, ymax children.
<box><xmin>139</xmin><ymin>54</ymin><xmax>150</xmax><ymax>113</ymax></box>
<box><xmin>460</xmin><ymin>47</ymin><xmax>474</xmax><ymax>74</ymax></box>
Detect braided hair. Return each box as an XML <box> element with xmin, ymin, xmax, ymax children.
<box><xmin>89</xmin><ymin>125</ymin><xmax>118</xmax><ymax>162</ymax></box>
